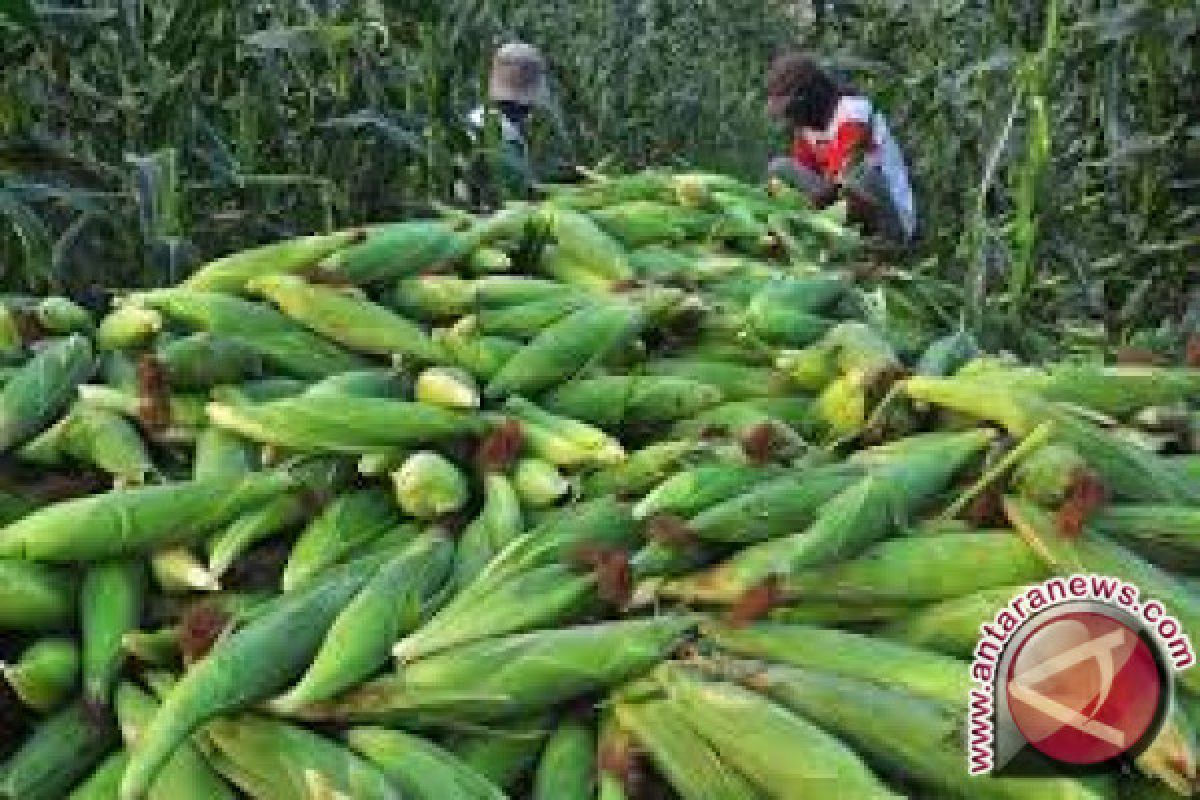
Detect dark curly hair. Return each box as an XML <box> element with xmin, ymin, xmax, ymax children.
<box><xmin>767</xmin><ymin>52</ymin><xmax>844</xmax><ymax>129</ymax></box>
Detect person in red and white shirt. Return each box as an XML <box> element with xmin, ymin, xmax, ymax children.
<box><xmin>766</xmin><ymin>52</ymin><xmax>916</xmax><ymax>243</ymax></box>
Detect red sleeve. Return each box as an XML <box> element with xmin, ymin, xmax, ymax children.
<box><xmin>824</xmin><ymin>120</ymin><xmax>869</xmax><ymax>179</ymax></box>
<box><xmin>791</xmin><ymin>136</ymin><xmax>822</xmax><ymax>173</ymax></box>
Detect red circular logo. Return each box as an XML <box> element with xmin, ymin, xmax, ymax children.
<box><xmin>1006</xmin><ymin>611</ymin><xmax>1163</xmax><ymax>765</ymax></box>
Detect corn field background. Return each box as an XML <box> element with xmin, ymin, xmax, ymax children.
<box><xmin>0</xmin><ymin>0</ymin><xmax>1197</xmax><ymax>353</ymax></box>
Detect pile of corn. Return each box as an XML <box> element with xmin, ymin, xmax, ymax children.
<box><xmin>0</xmin><ymin>169</ymin><xmax>1199</xmax><ymax>799</ymax></box>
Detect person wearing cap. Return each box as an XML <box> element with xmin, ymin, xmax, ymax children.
<box><xmin>457</xmin><ymin>42</ymin><xmax>551</xmax><ymax>208</ymax></box>
<box><xmin>765</xmin><ymin>52</ymin><xmax>916</xmax><ymax>244</ymax></box>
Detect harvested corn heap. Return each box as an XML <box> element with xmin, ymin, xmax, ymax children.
<box><xmin>0</xmin><ymin>169</ymin><xmax>1196</xmax><ymax>799</ymax></box>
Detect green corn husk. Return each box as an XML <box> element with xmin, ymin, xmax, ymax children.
<box><xmin>303</xmin><ymin>368</ymin><xmax>408</xmax><ymax>399</ymax></box>
<box><xmin>183</xmin><ymin>229</ymin><xmax>365</xmax><ymax>292</ymax></box>
<box><xmin>643</xmin><ymin>358</ymin><xmax>791</xmax><ymax>400</ymax></box>
<box><xmin>96</xmin><ymin>306</ymin><xmax>163</xmax><ymax>351</ymax></box>
<box><xmin>150</xmin><ymin>548</ymin><xmax>219</xmax><ymax>593</ymax></box>
<box><xmin>296</xmin><ymin>617</ymin><xmax>695</xmax><ymax>725</ymax></box>
<box><xmin>200</xmin><ymin>713</ymin><xmax>401</xmax><ymax>800</ymax></box>
<box><xmin>249</xmin><ymin>274</ymin><xmax>441</xmax><ymax>362</ymax></box>
<box><xmin>665</xmin><ymin>430</ymin><xmax>993</xmax><ymax>603</ymax></box>
<box><xmin>473</xmin><ymin>276</ymin><xmax>578</xmax><ymax>308</ymax></box>
<box><xmin>543</xmin><ymin>375</ymin><xmax>724</xmax><ymax>428</ymax></box>
<box><xmin>914</xmin><ymin>329</ymin><xmax>980</xmax><ymax>376</ymax></box>
<box><xmin>485</xmin><ymin>302</ymin><xmax>643</xmax><ymax>398</ymax></box>
<box><xmin>453</xmin><ymin>472</ymin><xmax>524</xmax><ymax>588</ymax></box>
<box><xmin>703</xmin><ymin>622</ymin><xmax>971</xmax><ymax>709</ymax></box>
<box><xmin>0</xmin><ymin>559</ymin><xmax>75</xmax><ymax>630</ymax></box>
<box><xmin>272</xmin><ymin>533</ymin><xmax>453</xmax><ymax>712</ymax></box>
<box><xmin>155</xmin><ymin>333</ymin><xmax>263</xmax><ymax>389</ymax></box>
<box><xmin>0</xmin><ymin>701</ymin><xmax>117</xmax><ymax>800</ymax></box>
<box><xmin>1012</xmin><ymin>442</ymin><xmax>1090</xmax><ymax>507</ymax></box>
<box><xmin>513</xmin><ymin>458</ymin><xmax>570</xmax><ymax>509</ymax></box>
<box><xmin>714</xmin><ymin>660</ymin><xmax>1110</xmax><ymax>800</ymax></box>
<box><xmin>504</xmin><ymin>397</ymin><xmax>626</xmax><ymax>468</ymax></box>
<box><xmin>19</xmin><ymin>404</ymin><xmax>155</xmax><ymax>484</ymax></box>
<box><xmin>883</xmin><ymin>585</ymin><xmax>1026</xmax><ymax>658</ymax></box>
<box><xmin>433</xmin><ymin>322</ymin><xmax>522</xmax><ymax>381</ymax></box>
<box><xmin>207</xmin><ymin>492</ymin><xmax>311</xmax><ymax>578</ymax></box>
<box><xmin>211</xmin><ymin>378</ymin><xmax>308</xmax><ymax>405</ymax></box>
<box><xmin>0</xmin><ymin>334</ymin><xmax>94</xmax><ymax>452</ymax></box>
<box><xmin>1089</xmin><ymin>504</ymin><xmax>1200</xmax><ymax>557</ymax></box>
<box><xmin>633</xmin><ymin>463</ymin><xmax>775</xmax><ymax>521</ymax></box>
<box><xmin>467</xmin><ymin>246</ymin><xmax>513</xmax><ymax>274</ymax></box>
<box><xmin>477</xmin><ymin>294</ymin><xmax>590</xmax><ymax>338</ymax></box>
<box><xmin>131</xmin><ymin>289</ymin><xmax>370</xmax><ymax>378</ymax></box>
<box><xmin>391</xmin><ymin>452</ymin><xmax>469</xmax><ymax>519</ymax></box>
<box><xmin>76</xmin><ymin>385</ymin><xmax>208</xmax><ymax>436</ymax></box>
<box><xmin>582</xmin><ymin>440</ymin><xmax>696</xmax><ymax>499</ymax></box>
<box><xmin>114</xmin><ymin>682</ymin><xmax>235</xmax><ymax>800</ymax></box>
<box><xmin>532</xmin><ymin>718</ymin><xmax>596</xmax><ymax>800</ymax></box>
<box><xmin>415</xmin><ymin>366</ymin><xmax>481</xmax><ymax>409</ymax></box>
<box><xmin>317</xmin><ymin>220</ymin><xmax>471</xmax><ymax>284</ymax></box>
<box><xmin>779</xmin><ymin>531</ymin><xmax>1050</xmax><ymax>604</ymax></box>
<box><xmin>121</xmin><ymin>626</ymin><xmax>180</xmax><ymax>667</ymax></box>
<box><xmin>589</xmin><ymin>200</ymin><xmax>714</xmax><ymax>248</ymax></box>
<box><xmin>393</xmin><ymin>562</ymin><xmax>599</xmax><ymax>665</ymax></box>
<box><xmin>35</xmin><ymin>296</ymin><xmax>92</xmax><ymax>335</ymax></box>
<box><xmin>447</xmin><ymin>718</ymin><xmax>550</xmax><ymax>791</ymax></box>
<box><xmin>347</xmin><ymin>728</ymin><xmax>507</xmax><ymax>800</ymax></box>
<box><xmin>282</xmin><ymin>488</ymin><xmax>400</xmax><ymax>591</ymax></box>
<box><xmin>67</xmin><ymin>750</ymin><xmax>128</xmax><ymax>800</ymax></box>
<box><xmin>118</xmin><ymin>554</ymin><xmax>388</xmax><ymax>800</ymax></box>
<box><xmin>390</xmin><ymin>275</ymin><xmax>477</xmax><ymax>320</ymax></box>
<box><xmin>193</xmin><ymin>427</ymin><xmax>258</xmax><ymax>480</ymax></box>
<box><xmin>208</xmin><ymin>394</ymin><xmax>485</xmax><ymax>454</ymax></box>
<box><xmin>1</xmin><ymin>637</ymin><xmax>78</xmax><ymax>712</ymax></box>
<box><xmin>614</xmin><ymin>696</ymin><xmax>762</xmax><ymax>800</ymax></box>
<box><xmin>656</xmin><ymin>665</ymin><xmax>900</xmax><ymax>800</ymax></box>
<box><xmin>540</xmin><ymin>207</ymin><xmax>634</xmax><ymax>282</ymax></box>
<box><xmin>81</xmin><ymin>559</ymin><xmax>144</xmax><ymax>708</ymax></box>
<box><xmin>0</xmin><ymin>471</ymin><xmax>295</xmax><ymax>562</ymax></box>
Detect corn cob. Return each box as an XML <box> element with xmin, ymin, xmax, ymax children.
<box><xmin>613</xmin><ymin>696</ymin><xmax>761</xmax><ymax>800</ymax></box>
<box><xmin>1</xmin><ymin>637</ymin><xmax>78</xmax><ymax>712</ymax></box>
<box><xmin>389</xmin><ymin>275</ymin><xmax>476</xmax><ymax>319</ymax></box>
<box><xmin>413</xmin><ymin>366</ymin><xmax>479</xmax><ymax>409</ymax></box>
<box><xmin>317</xmin><ymin>220</ymin><xmax>471</xmax><ymax>284</ymax></box>
<box><xmin>0</xmin><ymin>559</ymin><xmax>75</xmax><ymax>630</ymax></box>
<box><xmin>152</xmin><ymin>333</ymin><xmax>262</xmax><ymax>389</ymax></box>
<box><xmin>130</xmin><ymin>289</ymin><xmax>369</xmax><ymax>378</ymax></box>
<box><xmin>292</xmin><ymin>617</ymin><xmax>695</xmax><ymax>725</ymax></box>
<box><xmin>391</xmin><ymin>451</ymin><xmax>469</xmax><ymax>519</ymax></box>
<box><xmin>454</xmin><ymin>472</ymin><xmax>524</xmax><ymax>587</ymax></box>
<box><xmin>540</xmin><ymin>207</ymin><xmax>634</xmax><ymax>282</ymax></box>
<box><xmin>35</xmin><ymin>296</ymin><xmax>92</xmax><ymax>334</ymax></box>
<box><xmin>665</xmin><ymin>430</ymin><xmax>993</xmax><ymax>603</ymax></box>
<box><xmin>633</xmin><ymin>462</ymin><xmax>777</xmax><ymax>520</ymax></box>
<box><xmin>0</xmin><ymin>701</ymin><xmax>117</xmax><ymax>800</ymax></box>
<box><xmin>114</xmin><ymin>682</ymin><xmax>235</xmax><ymax>800</ymax></box>
<box><xmin>476</xmin><ymin>294</ymin><xmax>590</xmax><ymax>337</ymax></box>
<box><xmin>432</xmin><ymin>322</ymin><xmax>521</xmax><ymax>381</ymax></box>
<box><xmin>347</xmin><ymin>728</ymin><xmax>507</xmax><ymax>800</ymax></box>
<box><xmin>589</xmin><ymin>201</ymin><xmax>714</xmax><ymax>248</ymax></box>
<box><xmin>199</xmin><ymin>713</ymin><xmax>401</xmax><ymax>800</ymax></box>
<box><xmin>533</xmin><ymin>718</ymin><xmax>597</xmax><ymax>800</ymax></box>
<box><xmin>19</xmin><ymin>404</ymin><xmax>155</xmax><ymax>484</ymax></box>
<box><xmin>883</xmin><ymin>585</ymin><xmax>1025</xmax><ymax>658</ymax></box>
<box><xmin>504</xmin><ymin>397</ymin><xmax>626</xmax><ymax>467</ymax></box>
<box><xmin>273</xmin><ymin>532</ymin><xmax>452</xmax><ymax>712</ymax></box>
<box><xmin>780</xmin><ymin>531</ymin><xmax>1050</xmax><ymax>604</ymax></box>
<box><xmin>643</xmin><ymin>358</ymin><xmax>791</xmax><ymax>400</ymax></box>
<box><xmin>514</xmin><ymin>457</ymin><xmax>571</xmax><ymax>508</ymax></box>
<box><xmin>81</xmin><ymin>558</ymin><xmax>144</xmax><ymax>708</ymax></box>
<box><xmin>467</xmin><ymin>246</ymin><xmax>513</xmax><ymax>274</ymax></box>
<box><xmin>656</xmin><ymin>665</ymin><xmax>900</xmax><ymax>800</ymax></box>
<box><xmin>0</xmin><ymin>334</ymin><xmax>94</xmax><ymax>452</ymax></box>
<box><xmin>719</xmin><ymin>660</ymin><xmax>1110</xmax><ymax>800</ymax></box>
<box><xmin>150</xmin><ymin>548</ymin><xmax>219</xmax><ymax>592</ymax></box>
<box><xmin>486</xmin><ymin>301</ymin><xmax>642</xmax><ymax>397</ymax></box>
<box><xmin>250</xmin><ymin>274</ymin><xmax>442</xmax><ymax>362</ymax></box>
<box><xmin>183</xmin><ymin>229</ymin><xmax>364</xmax><ymax>292</ymax></box>
<box><xmin>282</xmin><ymin>488</ymin><xmax>400</xmax><ymax>590</ymax></box>
<box><xmin>118</xmin><ymin>554</ymin><xmax>387</xmax><ymax>800</ymax></box>
<box><xmin>703</xmin><ymin>621</ymin><xmax>971</xmax><ymax>709</ymax></box>
<box><xmin>582</xmin><ymin>439</ymin><xmax>696</xmax><ymax>499</ymax></box>
<box><xmin>543</xmin><ymin>375</ymin><xmax>724</xmax><ymax>427</ymax></box>
<box><xmin>96</xmin><ymin>306</ymin><xmax>162</xmax><ymax>351</ymax></box>
<box><xmin>207</xmin><ymin>394</ymin><xmax>485</xmax><ymax>454</ymax></box>
<box><xmin>0</xmin><ymin>471</ymin><xmax>295</xmax><ymax>561</ymax></box>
